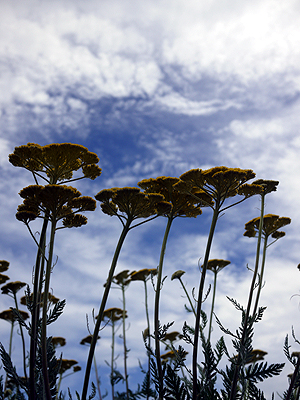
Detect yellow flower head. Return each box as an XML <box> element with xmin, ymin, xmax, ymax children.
<box><xmin>0</xmin><ymin>309</ymin><xmax>29</xmax><ymax>323</ymax></box>
<box><xmin>51</xmin><ymin>337</ymin><xmax>66</xmax><ymax>348</ymax></box>
<box><xmin>1</xmin><ymin>281</ymin><xmax>26</xmax><ymax>295</ymax></box>
<box><xmin>244</xmin><ymin>214</ymin><xmax>291</xmax><ymax>238</ymax></box>
<box><xmin>171</xmin><ymin>270</ymin><xmax>186</xmax><ymax>280</ymax></box>
<box><xmin>0</xmin><ymin>260</ymin><xmax>9</xmax><ymax>273</ymax></box>
<box><xmin>9</xmin><ymin>143</ymin><xmax>102</xmax><ymax>184</ymax></box>
<box><xmin>138</xmin><ymin>176</ymin><xmax>202</xmax><ymax>218</ymax></box>
<box><xmin>17</xmin><ymin>185</ymin><xmax>96</xmax><ymax>226</ymax></box>
<box><xmin>161</xmin><ymin>349</ymin><xmax>188</xmax><ymax>362</ymax></box>
<box><xmin>95</xmin><ymin>187</ymin><xmax>165</xmax><ymax>220</ymax></box>
<box><xmin>163</xmin><ymin>331</ymin><xmax>183</xmax><ymax>343</ymax></box>
<box><xmin>20</xmin><ymin>292</ymin><xmax>59</xmax><ymax>306</ymax></box>
<box><xmin>252</xmin><ymin>179</ymin><xmax>279</xmax><ymax>195</ymax></box>
<box><xmin>112</xmin><ymin>270</ymin><xmax>131</xmax><ymax>286</ymax></box>
<box><xmin>80</xmin><ymin>334</ymin><xmax>100</xmax><ymax>345</ymax></box>
<box><xmin>175</xmin><ymin>167</ymin><xmax>257</xmax><ymax>209</ymax></box>
<box><xmin>0</xmin><ymin>274</ymin><xmax>10</xmax><ymax>285</ymax></box>
<box><xmin>246</xmin><ymin>349</ymin><xmax>268</xmax><ymax>364</ymax></box>
<box><xmin>58</xmin><ymin>359</ymin><xmax>78</xmax><ymax>374</ymax></box>
<box><xmin>102</xmin><ymin>307</ymin><xmax>127</xmax><ymax>322</ymax></box>
<box><xmin>130</xmin><ymin>268</ymin><xmax>158</xmax><ymax>282</ymax></box>
<box><xmin>205</xmin><ymin>259</ymin><xmax>231</xmax><ymax>274</ymax></box>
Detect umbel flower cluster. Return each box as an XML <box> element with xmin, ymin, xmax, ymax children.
<box><xmin>0</xmin><ymin>142</ymin><xmax>297</xmax><ymax>400</ymax></box>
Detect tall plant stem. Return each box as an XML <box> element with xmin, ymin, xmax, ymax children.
<box><xmin>41</xmin><ymin>218</ymin><xmax>57</xmax><ymax>400</ymax></box>
<box><xmin>111</xmin><ymin>320</ymin><xmax>116</xmax><ymax>400</ymax></box>
<box><xmin>121</xmin><ymin>284</ymin><xmax>129</xmax><ymax>399</ymax></box>
<box><xmin>252</xmin><ymin>234</ymin><xmax>268</xmax><ymax>318</ymax></box>
<box><xmin>154</xmin><ymin>216</ymin><xmax>173</xmax><ymax>400</ymax></box>
<box><xmin>179</xmin><ymin>277</ymin><xmax>196</xmax><ymax>317</ymax></box>
<box><xmin>93</xmin><ymin>354</ymin><xmax>102</xmax><ymax>400</ymax></box>
<box><xmin>207</xmin><ymin>271</ymin><xmax>217</xmax><ymax>343</ymax></box>
<box><xmin>29</xmin><ymin>215</ymin><xmax>49</xmax><ymax>400</ymax></box>
<box><xmin>81</xmin><ymin>218</ymin><xmax>132</xmax><ymax>400</ymax></box>
<box><xmin>12</xmin><ymin>292</ymin><xmax>28</xmax><ymax>382</ymax></box>
<box><xmin>192</xmin><ymin>206</ymin><xmax>219</xmax><ymax>400</ymax></box>
<box><xmin>229</xmin><ymin>194</ymin><xmax>265</xmax><ymax>400</ymax></box>
<box><xmin>143</xmin><ymin>279</ymin><xmax>151</xmax><ymax>400</ymax></box>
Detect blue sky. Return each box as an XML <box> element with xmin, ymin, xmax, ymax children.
<box><xmin>1</xmin><ymin>0</ymin><xmax>300</xmax><ymax>397</ymax></box>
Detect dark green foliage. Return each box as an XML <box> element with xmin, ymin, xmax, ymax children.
<box><xmin>0</xmin><ymin>343</ymin><xmax>28</xmax><ymax>394</ymax></box>
<box><xmin>35</xmin><ymin>338</ymin><xmax>59</xmax><ymax>399</ymax></box>
<box><xmin>46</xmin><ymin>300</ymin><xmax>66</xmax><ymax>325</ymax></box>
<box><xmin>164</xmin><ymin>365</ymin><xmax>190</xmax><ymax>400</ymax></box>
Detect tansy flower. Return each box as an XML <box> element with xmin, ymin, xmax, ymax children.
<box><xmin>163</xmin><ymin>331</ymin><xmax>183</xmax><ymax>343</ymax></box>
<box><xmin>51</xmin><ymin>337</ymin><xmax>66</xmax><ymax>348</ymax></box>
<box><xmin>9</xmin><ymin>143</ymin><xmax>101</xmax><ymax>184</ymax></box>
<box><xmin>206</xmin><ymin>259</ymin><xmax>231</xmax><ymax>274</ymax></box>
<box><xmin>95</xmin><ymin>187</ymin><xmax>166</xmax><ymax>222</ymax></box>
<box><xmin>244</xmin><ymin>214</ymin><xmax>291</xmax><ymax>239</ymax></box>
<box><xmin>0</xmin><ymin>309</ymin><xmax>29</xmax><ymax>323</ymax></box>
<box><xmin>16</xmin><ymin>184</ymin><xmax>96</xmax><ymax>228</ymax></box>
<box><xmin>130</xmin><ymin>268</ymin><xmax>158</xmax><ymax>282</ymax></box>
<box><xmin>80</xmin><ymin>335</ymin><xmax>100</xmax><ymax>345</ymax></box>
<box><xmin>20</xmin><ymin>292</ymin><xmax>59</xmax><ymax>306</ymax></box>
<box><xmin>138</xmin><ymin>176</ymin><xmax>203</xmax><ymax>219</ymax></box>
<box><xmin>171</xmin><ymin>270</ymin><xmax>186</xmax><ymax>281</ymax></box>
<box><xmin>0</xmin><ymin>260</ymin><xmax>9</xmax><ymax>273</ymax></box>
<box><xmin>58</xmin><ymin>359</ymin><xmax>79</xmax><ymax>375</ymax></box>
<box><xmin>174</xmin><ymin>166</ymin><xmax>260</xmax><ymax>210</ymax></box>
<box><xmin>0</xmin><ymin>274</ymin><xmax>10</xmax><ymax>285</ymax></box>
<box><xmin>102</xmin><ymin>307</ymin><xmax>127</xmax><ymax>322</ymax></box>
<box><xmin>111</xmin><ymin>270</ymin><xmax>131</xmax><ymax>286</ymax></box>
<box><xmin>1</xmin><ymin>281</ymin><xmax>26</xmax><ymax>296</ymax></box>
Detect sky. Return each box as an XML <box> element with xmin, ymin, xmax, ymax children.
<box><xmin>1</xmin><ymin>0</ymin><xmax>300</xmax><ymax>397</ymax></box>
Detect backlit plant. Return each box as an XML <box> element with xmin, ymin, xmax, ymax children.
<box><xmin>0</xmin><ymin>144</ymin><xmax>299</xmax><ymax>400</ymax></box>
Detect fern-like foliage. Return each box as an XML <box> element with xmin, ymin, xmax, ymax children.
<box><xmin>0</xmin><ymin>343</ymin><xmax>28</xmax><ymax>394</ymax></box>
<box><xmin>46</xmin><ymin>300</ymin><xmax>66</xmax><ymax>325</ymax></box>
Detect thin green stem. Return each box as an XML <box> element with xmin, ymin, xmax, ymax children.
<box><xmin>192</xmin><ymin>206</ymin><xmax>219</xmax><ymax>400</ymax></box>
<box><xmin>143</xmin><ymin>279</ymin><xmax>151</xmax><ymax>400</ymax></box>
<box><xmin>13</xmin><ymin>292</ymin><xmax>28</xmax><ymax>382</ymax></box>
<box><xmin>207</xmin><ymin>271</ymin><xmax>217</xmax><ymax>343</ymax></box>
<box><xmin>252</xmin><ymin>234</ymin><xmax>268</xmax><ymax>318</ymax></box>
<box><xmin>121</xmin><ymin>284</ymin><xmax>129</xmax><ymax>399</ymax></box>
<box><xmin>81</xmin><ymin>218</ymin><xmax>132</xmax><ymax>400</ymax></box>
<box><xmin>29</xmin><ymin>215</ymin><xmax>49</xmax><ymax>400</ymax></box>
<box><xmin>178</xmin><ymin>277</ymin><xmax>196</xmax><ymax>317</ymax></box>
<box><xmin>41</xmin><ymin>218</ymin><xmax>57</xmax><ymax>400</ymax></box>
<box><xmin>154</xmin><ymin>216</ymin><xmax>173</xmax><ymax>400</ymax></box>
<box><xmin>229</xmin><ymin>194</ymin><xmax>265</xmax><ymax>400</ymax></box>
<box><xmin>111</xmin><ymin>320</ymin><xmax>115</xmax><ymax>400</ymax></box>
<box><xmin>93</xmin><ymin>354</ymin><xmax>102</xmax><ymax>400</ymax></box>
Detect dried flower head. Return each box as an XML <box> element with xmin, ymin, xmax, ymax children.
<box><xmin>246</xmin><ymin>349</ymin><xmax>268</xmax><ymax>364</ymax></box>
<box><xmin>205</xmin><ymin>259</ymin><xmax>231</xmax><ymax>274</ymax></box>
<box><xmin>58</xmin><ymin>359</ymin><xmax>78</xmax><ymax>374</ymax></box>
<box><xmin>80</xmin><ymin>334</ymin><xmax>100</xmax><ymax>345</ymax></box>
<box><xmin>20</xmin><ymin>292</ymin><xmax>59</xmax><ymax>306</ymax></box>
<box><xmin>102</xmin><ymin>307</ymin><xmax>127</xmax><ymax>322</ymax></box>
<box><xmin>130</xmin><ymin>268</ymin><xmax>158</xmax><ymax>282</ymax></box>
<box><xmin>112</xmin><ymin>270</ymin><xmax>131</xmax><ymax>286</ymax></box>
<box><xmin>0</xmin><ymin>260</ymin><xmax>9</xmax><ymax>273</ymax></box>
<box><xmin>163</xmin><ymin>331</ymin><xmax>183</xmax><ymax>343</ymax></box>
<box><xmin>1</xmin><ymin>281</ymin><xmax>26</xmax><ymax>295</ymax></box>
<box><xmin>95</xmin><ymin>187</ymin><xmax>165</xmax><ymax>221</ymax></box>
<box><xmin>244</xmin><ymin>214</ymin><xmax>291</xmax><ymax>239</ymax></box>
<box><xmin>17</xmin><ymin>184</ymin><xmax>96</xmax><ymax>226</ymax></box>
<box><xmin>51</xmin><ymin>337</ymin><xmax>66</xmax><ymax>348</ymax></box>
<box><xmin>171</xmin><ymin>270</ymin><xmax>186</xmax><ymax>281</ymax></box>
<box><xmin>0</xmin><ymin>274</ymin><xmax>10</xmax><ymax>285</ymax></box>
<box><xmin>0</xmin><ymin>309</ymin><xmax>29</xmax><ymax>323</ymax></box>
<box><xmin>252</xmin><ymin>179</ymin><xmax>279</xmax><ymax>194</ymax></box>
<box><xmin>9</xmin><ymin>143</ymin><xmax>101</xmax><ymax>184</ymax></box>
<box><xmin>138</xmin><ymin>176</ymin><xmax>202</xmax><ymax>218</ymax></box>
<box><xmin>175</xmin><ymin>166</ymin><xmax>258</xmax><ymax>210</ymax></box>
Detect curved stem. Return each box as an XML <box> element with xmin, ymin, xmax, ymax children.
<box><xmin>192</xmin><ymin>206</ymin><xmax>219</xmax><ymax>400</ymax></box>
<box><xmin>81</xmin><ymin>218</ymin><xmax>132</xmax><ymax>400</ymax></box>
<box><xmin>154</xmin><ymin>216</ymin><xmax>173</xmax><ymax>400</ymax></box>
<box><xmin>13</xmin><ymin>292</ymin><xmax>28</xmax><ymax>382</ymax></box>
